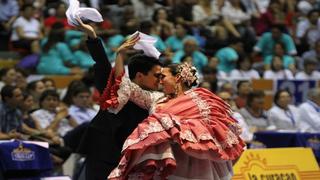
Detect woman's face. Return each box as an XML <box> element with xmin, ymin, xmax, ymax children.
<box><xmin>41</xmin><ymin>95</ymin><xmax>59</xmax><ymax>112</ymax></box>
<box><xmin>157</xmin><ymin>9</ymin><xmax>167</xmax><ymax>20</ymax></box>
<box><xmin>44</xmin><ymin>80</ymin><xmax>55</xmax><ymax>90</ymax></box>
<box><xmin>274</xmin><ymin>44</ymin><xmax>284</xmax><ymax>56</ymax></box>
<box><xmin>160</xmin><ymin>68</ymin><xmax>177</xmax><ymax>95</ymax></box>
<box><xmin>277</xmin><ymin>91</ymin><xmax>291</xmax><ymax>108</ymax></box>
<box><xmin>3</xmin><ymin>68</ymin><xmax>16</xmax><ymax>85</ymax></box>
<box><xmin>272</xmin><ymin>57</ymin><xmax>283</xmax><ymax>71</ymax></box>
<box><xmin>240</xmin><ymin>59</ymin><xmax>251</xmax><ymax>70</ymax></box>
<box><xmin>22</xmin><ymin>95</ymin><xmax>34</xmax><ymax>111</ymax></box>
<box><xmin>176</xmin><ymin>24</ymin><xmax>186</xmax><ymax>38</ymax></box>
<box><xmin>35</xmin><ymin>81</ymin><xmax>46</xmax><ymax>94</ymax></box>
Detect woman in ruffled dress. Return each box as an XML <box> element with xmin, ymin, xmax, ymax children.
<box><xmin>100</xmin><ymin>35</ymin><xmax>245</xmax><ymax>180</ymax></box>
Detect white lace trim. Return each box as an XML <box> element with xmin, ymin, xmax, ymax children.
<box><xmin>187</xmin><ymin>91</ymin><xmax>211</xmax><ymax>123</ymax></box>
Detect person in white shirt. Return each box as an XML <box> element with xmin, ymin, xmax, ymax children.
<box><xmin>263</xmin><ymin>56</ymin><xmax>294</xmax><ymax>80</ymax></box>
<box><xmin>298</xmin><ymin>88</ymin><xmax>320</xmax><ymax>132</ymax></box>
<box><xmin>229</xmin><ymin>55</ymin><xmax>260</xmax><ymax>79</ymax></box>
<box><xmin>268</xmin><ymin>89</ymin><xmax>300</xmax><ymax>131</ymax></box>
<box><xmin>31</xmin><ymin>90</ymin><xmax>77</xmax><ymax>136</ymax></box>
<box><xmin>10</xmin><ymin>4</ymin><xmax>42</xmax><ymax>53</ymax></box>
<box><xmin>68</xmin><ymin>86</ymin><xmax>97</xmax><ymax>125</ymax></box>
<box><xmin>295</xmin><ymin>58</ymin><xmax>320</xmax><ymax>80</ymax></box>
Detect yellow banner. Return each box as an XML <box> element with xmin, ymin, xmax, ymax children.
<box><xmin>233</xmin><ymin>148</ymin><xmax>320</xmax><ymax>180</ymax></box>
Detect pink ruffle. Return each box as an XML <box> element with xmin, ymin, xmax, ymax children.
<box><xmin>99</xmin><ymin>68</ymin><xmax>125</xmax><ymax>110</ymax></box>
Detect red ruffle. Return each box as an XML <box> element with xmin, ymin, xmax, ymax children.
<box><xmin>99</xmin><ymin>68</ymin><xmax>125</xmax><ymax>110</ymax></box>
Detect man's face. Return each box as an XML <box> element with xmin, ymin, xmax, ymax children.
<box><xmin>252</xmin><ymin>97</ymin><xmax>265</xmax><ymax>110</ymax></box>
<box><xmin>7</xmin><ymin>88</ymin><xmax>23</xmax><ymax>108</ymax></box>
<box><xmin>139</xmin><ymin>65</ymin><xmax>162</xmax><ymax>91</ymax></box>
<box><xmin>72</xmin><ymin>92</ymin><xmax>91</xmax><ymax>108</ymax></box>
<box><xmin>271</xmin><ymin>28</ymin><xmax>282</xmax><ymax>40</ymax></box>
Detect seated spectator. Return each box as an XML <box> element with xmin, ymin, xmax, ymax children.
<box><xmin>254</xmin><ymin>24</ymin><xmax>297</xmax><ymax>58</ymax></box>
<box><xmin>207</xmin><ymin>57</ymin><xmax>227</xmax><ymax>78</ymax></box>
<box><xmin>301</xmin><ymin>40</ymin><xmax>320</xmax><ymax>70</ymax></box>
<box><xmin>0</xmin><ymin>85</ymin><xmax>23</xmax><ymax>140</ymax></box>
<box><xmin>0</xmin><ymin>0</ymin><xmax>19</xmax><ymax>50</ymax></box>
<box><xmin>295</xmin><ymin>58</ymin><xmax>320</xmax><ymax>80</ymax></box>
<box><xmin>296</xmin><ymin>9</ymin><xmax>320</xmax><ymax>49</ymax></box>
<box><xmin>219</xmin><ymin>82</ymin><xmax>235</xmax><ymax>97</ymax></box>
<box><xmin>239</xmin><ymin>90</ymin><xmax>275</xmax><ymax>131</ymax></box>
<box><xmin>264</xmin><ymin>42</ymin><xmax>296</xmax><ymax>71</ymax></box>
<box><xmin>218</xmin><ymin>91</ymin><xmax>253</xmax><ymax>142</ymax></box>
<box><xmin>172</xmin><ymin>38</ymin><xmax>208</xmax><ymax>72</ymax></box>
<box><xmin>298</xmin><ymin>88</ymin><xmax>320</xmax><ymax>132</ymax></box>
<box><xmin>215</xmin><ymin>38</ymin><xmax>243</xmax><ymax>73</ymax></box>
<box><xmin>234</xmin><ymin>80</ymin><xmax>252</xmax><ymax>109</ymax></box>
<box><xmin>229</xmin><ymin>55</ymin><xmax>260</xmax><ymax>79</ymax></box>
<box><xmin>62</xmin><ymin>80</ymin><xmax>87</xmax><ymax>107</ymax></box>
<box><xmin>0</xmin><ymin>67</ymin><xmax>16</xmax><ymax>90</ymax></box>
<box><xmin>222</xmin><ymin>0</ymin><xmax>256</xmax><ymax>52</ymax></box>
<box><xmin>10</xmin><ymin>4</ymin><xmax>42</xmax><ymax>54</ymax></box>
<box><xmin>263</xmin><ymin>56</ymin><xmax>295</xmax><ymax>80</ymax></box>
<box><xmin>268</xmin><ymin>89</ymin><xmax>300</xmax><ymax>131</ymax></box>
<box><xmin>200</xmin><ymin>66</ymin><xmax>218</xmax><ymax>93</ymax></box>
<box><xmin>152</xmin><ymin>7</ymin><xmax>174</xmax><ymax>40</ymax></box>
<box><xmin>253</xmin><ymin>0</ymin><xmax>287</xmax><ymax>36</ymax></box>
<box><xmin>68</xmin><ymin>86</ymin><xmax>97</xmax><ymax>125</ymax></box>
<box><xmin>37</xmin><ymin>23</ymin><xmax>83</xmax><ymax>75</ymax></box>
<box><xmin>131</xmin><ymin>0</ymin><xmax>162</xmax><ymax>21</ymax></box>
<box><xmin>27</xmin><ymin>80</ymin><xmax>46</xmax><ymax>109</ymax></box>
<box><xmin>15</xmin><ymin>68</ymin><xmax>28</xmax><ymax>91</ymax></box>
<box><xmin>165</xmin><ymin>24</ymin><xmax>193</xmax><ymax>52</ymax></box>
<box><xmin>42</xmin><ymin>78</ymin><xmax>56</xmax><ymax>90</ymax></box>
<box><xmin>44</xmin><ymin>2</ymin><xmax>72</xmax><ymax>33</ymax></box>
<box><xmin>31</xmin><ymin>90</ymin><xmax>78</xmax><ymax>137</ymax></box>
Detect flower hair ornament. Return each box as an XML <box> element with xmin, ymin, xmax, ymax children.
<box><xmin>177</xmin><ymin>62</ymin><xmax>198</xmax><ymax>86</ymax></box>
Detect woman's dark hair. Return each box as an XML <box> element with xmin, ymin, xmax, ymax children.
<box><xmin>274</xmin><ymin>89</ymin><xmax>291</xmax><ymax>106</ymax></box>
<box><xmin>39</xmin><ymin>90</ymin><xmax>60</xmax><ymax>104</ymax></box>
<box><xmin>22</xmin><ymin>91</ymin><xmax>32</xmax><ymax>100</ymax></box>
<box><xmin>43</xmin><ymin>22</ymin><xmax>65</xmax><ymax>53</ymax></box>
<box><xmin>72</xmin><ymin>85</ymin><xmax>91</xmax><ymax>97</ymax></box>
<box><xmin>166</xmin><ymin>63</ymin><xmax>198</xmax><ymax>88</ymax></box>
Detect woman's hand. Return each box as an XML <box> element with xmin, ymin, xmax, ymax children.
<box><xmin>75</xmin><ymin>17</ymin><xmax>97</xmax><ymax>39</ymax></box>
<box><xmin>116</xmin><ymin>33</ymin><xmax>140</xmax><ymax>55</ymax></box>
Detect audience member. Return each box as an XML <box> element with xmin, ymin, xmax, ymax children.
<box><xmin>0</xmin><ymin>85</ymin><xmax>23</xmax><ymax>140</ymax></box>
<box><xmin>295</xmin><ymin>58</ymin><xmax>320</xmax><ymax>80</ymax></box>
<box><xmin>263</xmin><ymin>56</ymin><xmax>295</xmax><ymax>80</ymax></box>
<box><xmin>268</xmin><ymin>89</ymin><xmax>300</xmax><ymax>131</ymax></box>
<box><xmin>234</xmin><ymin>80</ymin><xmax>252</xmax><ymax>109</ymax></box>
<box><xmin>239</xmin><ymin>90</ymin><xmax>275</xmax><ymax>131</ymax></box>
<box><xmin>10</xmin><ymin>4</ymin><xmax>42</xmax><ymax>54</ymax></box>
<box><xmin>31</xmin><ymin>90</ymin><xmax>77</xmax><ymax>137</ymax></box>
<box><xmin>0</xmin><ymin>67</ymin><xmax>16</xmax><ymax>90</ymax></box>
<box><xmin>298</xmin><ymin>88</ymin><xmax>320</xmax><ymax>132</ymax></box>
<box><xmin>229</xmin><ymin>55</ymin><xmax>260</xmax><ymax>79</ymax></box>
<box><xmin>68</xmin><ymin>86</ymin><xmax>97</xmax><ymax>125</ymax></box>
<box><xmin>27</xmin><ymin>80</ymin><xmax>46</xmax><ymax>109</ymax></box>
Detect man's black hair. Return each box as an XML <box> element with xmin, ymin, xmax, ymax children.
<box><xmin>1</xmin><ymin>85</ymin><xmax>18</xmax><ymax>103</ymax></box>
<box><xmin>128</xmin><ymin>54</ymin><xmax>162</xmax><ymax>80</ymax></box>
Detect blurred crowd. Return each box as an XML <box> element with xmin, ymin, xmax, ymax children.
<box><xmin>1</xmin><ymin>0</ymin><xmax>320</xmax><ymax>176</ymax></box>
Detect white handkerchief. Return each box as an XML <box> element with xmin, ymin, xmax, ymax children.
<box><xmin>66</xmin><ymin>0</ymin><xmax>103</xmax><ymax>26</ymax></box>
<box><xmin>130</xmin><ymin>31</ymin><xmax>161</xmax><ymax>59</ymax></box>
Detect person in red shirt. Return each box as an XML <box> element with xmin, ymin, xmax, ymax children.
<box><xmin>44</xmin><ymin>2</ymin><xmax>72</xmax><ymax>33</ymax></box>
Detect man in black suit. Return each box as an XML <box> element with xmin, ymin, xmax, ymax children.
<box><xmin>76</xmin><ymin>20</ymin><xmax>162</xmax><ymax>179</ymax></box>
